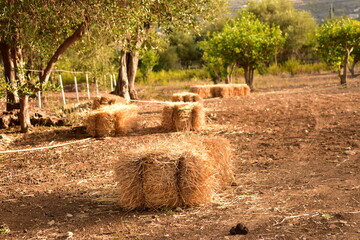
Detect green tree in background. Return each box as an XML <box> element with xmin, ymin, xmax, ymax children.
<box><xmin>316</xmin><ymin>17</ymin><xmax>360</xmax><ymax>85</ymax></box>
<box><xmin>246</xmin><ymin>0</ymin><xmax>317</xmax><ymax>62</ymax></box>
<box><xmin>139</xmin><ymin>48</ymin><xmax>159</xmax><ymax>82</ymax></box>
<box><xmin>201</xmin><ymin>11</ymin><xmax>285</xmax><ymax>90</ymax></box>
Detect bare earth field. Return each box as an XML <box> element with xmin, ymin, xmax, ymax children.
<box><xmin>0</xmin><ymin>74</ymin><xmax>359</xmax><ymax>239</ymax></box>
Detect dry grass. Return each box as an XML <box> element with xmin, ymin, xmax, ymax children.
<box><xmin>172</xmin><ymin>92</ymin><xmax>203</xmax><ymax>103</ymax></box>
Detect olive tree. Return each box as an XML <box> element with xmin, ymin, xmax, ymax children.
<box><xmin>200</xmin><ymin>11</ymin><xmax>285</xmax><ymax>90</ymax></box>
<box><xmin>316</xmin><ymin>17</ymin><xmax>360</xmax><ymax>85</ymax></box>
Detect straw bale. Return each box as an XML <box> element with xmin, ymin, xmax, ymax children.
<box><xmin>191</xmin><ymin>103</ymin><xmax>206</xmax><ymax>131</ymax></box>
<box><xmin>86</xmin><ymin>111</ymin><xmax>114</xmax><ymax>137</ymax></box>
<box><xmin>114</xmin><ymin>157</ymin><xmax>145</xmax><ymax>210</ymax></box>
<box><xmin>114</xmin><ymin>137</ymin><xmax>221</xmax><ymax>209</ymax></box>
<box><xmin>92</xmin><ymin>96</ymin><xmax>102</xmax><ymax>110</ymax></box>
<box><xmin>242</xmin><ymin>84</ymin><xmax>251</xmax><ymax>96</ymax></box>
<box><xmin>171</xmin><ymin>94</ymin><xmax>183</xmax><ymax>102</ymax></box>
<box><xmin>190</xmin><ymin>86</ymin><xmax>211</xmax><ymax>99</ymax></box>
<box><xmin>179</xmin><ymin>150</ymin><xmax>216</xmax><ymax>206</ymax></box>
<box><xmin>203</xmin><ymin>137</ymin><xmax>234</xmax><ymax>188</ymax></box>
<box><xmin>112</xmin><ymin>104</ymin><xmax>138</xmax><ymax>135</ymax></box>
<box><xmin>161</xmin><ymin>103</ymin><xmax>176</xmax><ymax>131</ymax></box>
<box><xmin>174</xmin><ymin>103</ymin><xmax>193</xmax><ymax>131</ymax></box>
<box><xmin>92</xmin><ymin>94</ymin><xmax>126</xmax><ymax>110</ymax></box>
<box><xmin>232</xmin><ymin>84</ymin><xmax>250</xmax><ymax>96</ymax></box>
<box><xmin>143</xmin><ymin>153</ymin><xmax>181</xmax><ymax>208</ymax></box>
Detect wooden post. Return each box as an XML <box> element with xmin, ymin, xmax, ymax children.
<box><xmin>74</xmin><ymin>75</ymin><xmax>79</xmax><ymax>103</ymax></box>
<box><xmin>38</xmin><ymin>91</ymin><xmax>42</xmax><ymax>108</ymax></box>
<box><xmin>113</xmin><ymin>74</ymin><xmax>117</xmax><ymax>87</ymax></box>
<box><xmin>59</xmin><ymin>74</ymin><xmax>66</xmax><ymax>106</ymax></box>
<box><xmin>110</xmin><ymin>74</ymin><xmax>114</xmax><ymax>92</ymax></box>
<box><xmin>86</xmin><ymin>73</ymin><xmax>91</xmax><ymax>100</ymax></box>
<box><xmin>95</xmin><ymin>79</ymin><xmax>99</xmax><ymax>96</ymax></box>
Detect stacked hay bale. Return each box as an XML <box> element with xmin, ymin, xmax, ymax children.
<box><xmin>161</xmin><ymin>102</ymin><xmax>205</xmax><ymax>131</ymax></box>
<box><xmin>114</xmin><ymin>136</ymin><xmax>233</xmax><ymax>210</ymax></box>
<box><xmin>86</xmin><ymin>104</ymin><xmax>138</xmax><ymax>137</ymax></box>
<box><xmin>92</xmin><ymin>94</ymin><xmax>126</xmax><ymax>110</ymax></box>
<box><xmin>172</xmin><ymin>92</ymin><xmax>203</xmax><ymax>103</ymax></box>
<box><xmin>190</xmin><ymin>84</ymin><xmax>250</xmax><ymax>98</ymax></box>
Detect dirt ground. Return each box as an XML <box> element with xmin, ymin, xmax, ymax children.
<box><xmin>0</xmin><ymin>74</ymin><xmax>360</xmax><ymax>239</ymax></box>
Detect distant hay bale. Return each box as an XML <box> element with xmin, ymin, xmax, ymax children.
<box><xmin>190</xmin><ymin>86</ymin><xmax>212</xmax><ymax>99</ymax></box>
<box><xmin>232</xmin><ymin>84</ymin><xmax>250</xmax><ymax>96</ymax></box>
<box><xmin>172</xmin><ymin>92</ymin><xmax>203</xmax><ymax>103</ymax></box>
<box><xmin>114</xmin><ymin>136</ymin><xmax>227</xmax><ymax>210</ymax></box>
<box><xmin>190</xmin><ymin>84</ymin><xmax>250</xmax><ymax>99</ymax></box>
<box><xmin>86</xmin><ymin>104</ymin><xmax>138</xmax><ymax>137</ymax></box>
<box><xmin>92</xmin><ymin>94</ymin><xmax>126</xmax><ymax>110</ymax></box>
<box><xmin>161</xmin><ymin>102</ymin><xmax>205</xmax><ymax>131</ymax></box>
<box><xmin>203</xmin><ymin>137</ymin><xmax>234</xmax><ymax>187</ymax></box>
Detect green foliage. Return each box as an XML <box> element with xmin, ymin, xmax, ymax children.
<box><xmin>246</xmin><ymin>0</ymin><xmax>317</xmax><ymax>60</ymax></box>
<box><xmin>139</xmin><ymin>49</ymin><xmax>160</xmax><ymax>82</ymax></box>
<box><xmin>140</xmin><ymin>69</ymin><xmax>209</xmax><ymax>85</ymax></box>
<box><xmin>316</xmin><ymin>17</ymin><xmax>360</xmax><ymax>70</ymax></box>
<box><xmin>200</xmin><ymin>11</ymin><xmax>285</xmax><ymax>83</ymax></box>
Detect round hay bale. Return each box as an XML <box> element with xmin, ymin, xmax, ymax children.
<box><xmin>203</xmin><ymin>137</ymin><xmax>234</xmax><ymax>188</ymax></box>
<box><xmin>143</xmin><ymin>153</ymin><xmax>181</xmax><ymax>208</ymax></box>
<box><xmin>111</xmin><ymin>104</ymin><xmax>138</xmax><ymax>135</ymax></box>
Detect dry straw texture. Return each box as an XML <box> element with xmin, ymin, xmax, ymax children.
<box><xmin>203</xmin><ymin>137</ymin><xmax>234</xmax><ymax>188</ymax></box>
<box><xmin>92</xmin><ymin>94</ymin><xmax>126</xmax><ymax>110</ymax></box>
<box><xmin>114</xmin><ymin>135</ymin><xmax>231</xmax><ymax>210</ymax></box>
<box><xmin>172</xmin><ymin>92</ymin><xmax>203</xmax><ymax>103</ymax></box>
<box><xmin>86</xmin><ymin>104</ymin><xmax>138</xmax><ymax>137</ymax></box>
<box><xmin>190</xmin><ymin>84</ymin><xmax>250</xmax><ymax>98</ymax></box>
<box><xmin>161</xmin><ymin>102</ymin><xmax>205</xmax><ymax>131</ymax></box>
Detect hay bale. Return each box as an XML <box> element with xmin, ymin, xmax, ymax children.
<box><xmin>179</xmin><ymin>150</ymin><xmax>216</xmax><ymax>206</ymax></box>
<box><xmin>114</xmin><ymin>157</ymin><xmax>145</xmax><ymax>210</ymax></box>
<box><xmin>112</xmin><ymin>105</ymin><xmax>138</xmax><ymax>135</ymax></box>
<box><xmin>143</xmin><ymin>153</ymin><xmax>181</xmax><ymax>208</ymax></box>
<box><xmin>203</xmin><ymin>137</ymin><xmax>234</xmax><ymax>187</ymax></box>
<box><xmin>191</xmin><ymin>103</ymin><xmax>206</xmax><ymax>131</ymax></box>
<box><xmin>92</xmin><ymin>94</ymin><xmax>126</xmax><ymax>110</ymax></box>
<box><xmin>172</xmin><ymin>92</ymin><xmax>203</xmax><ymax>103</ymax></box>
<box><xmin>114</xmin><ymin>137</ymin><xmax>222</xmax><ymax>210</ymax></box>
<box><xmin>161</xmin><ymin>103</ymin><xmax>176</xmax><ymax>131</ymax></box>
<box><xmin>86</xmin><ymin>111</ymin><xmax>114</xmax><ymax>137</ymax></box>
<box><xmin>190</xmin><ymin>86</ymin><xmax>211</xmax><ymax>99</ymax></box>
<box><xmin>174</xmin><ymin>103</ymin><xmax>193</xmax><ymax>131</ymax></box>
<box><xmin>162</xmin><ymin>102</ymin><xmax>205</xmax><ymax>131</ymax></box>
<box><xmin>232</xmin><ymin>84</ymin><xmax>250</xmax><ymax>96</ymax></box>
<box><xmin>86</xmin><ymin>104</ymin><xmax>138</xmax><ymax>137</ymax></box>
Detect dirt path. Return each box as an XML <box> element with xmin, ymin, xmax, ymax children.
<box><xmin>0</xmin><ymin>80</ymin><xmax>359</xmax><ymax>239</ymax></box>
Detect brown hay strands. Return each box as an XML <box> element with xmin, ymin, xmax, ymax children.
<box><xmin>143</xmin><ymin>153</ymin><xmax>181</xmax><ymax>208</ymax></box>
<box><xmin>92</xmin><ymin>94</ymin><xmax>126</xmax><ymax>110</ymax></box>
<box><xmin>203</xmin><ymin>137</ymin><xmax>234</xmax><ymax>188</ymax></box>
<box><xmin>161</xmin><ymin>103</ymin><xmax>176</xmax><ymax>131</ymax></box>
<box><xmin>86</xmin><ymin>111</ymin><xmax>114</xmax><ymax>137</ymax></box>
<box><xmin>172</xmin><ymin>92</ymin><xmax>203</xmax><ymax>103</ymax></box>
<box><xmin>112</xmin><ymin>105</ymin><xmax>139</xmax><ymax>135</ymax></box>
<box><xmin>174</xmin><ymin>103</ymin><xmax>193</xmax><ymax>131</ymax></box>
<box><xmin>190</xmin><ymin>86</ymin><xmax>211</xmax><ymax>99</ymax></box>
<box><xmin>191</xmin><ymin>103</ymin><xmax>206</xmax><ymax>131</ymax></box>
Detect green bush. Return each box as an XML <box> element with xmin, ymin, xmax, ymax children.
<box><xmin>282</xmin><ymin>58</ymin><xmax>301</xmax><ymax>76</ymax></box>
<box><xmin>138</xmin><ymin>69</ymin><xmax>209</xmax><ymax>85</ymax></box>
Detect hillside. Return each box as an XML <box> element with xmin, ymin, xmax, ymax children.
<box><xmin>229</xmin><ymin>0</ymin><xmax>360</xmax><ymax>22</ymax></box>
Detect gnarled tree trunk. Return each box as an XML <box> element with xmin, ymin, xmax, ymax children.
<box><xmin>127</xmin><ymin>52</ymin><xmax>139</xmax><ymax>100</ymax></box>
<box><xmin>244</xmin><ymin>66</ymin><xmax>255</xmax><ymax>91</ymax></box>
<box><xmin>0</xmin><ymin>41</ymin><xmax>19</xmax><ymax>111</ymax></box>
<box><xmin>19</xmin><ymin>94</ymin><xmax>31</xmax><ymax>133</ymax></box>
<box><xmin>115</xmin><ymin>51</ymin><xmax>131</xmax><ymax>101</ymax></box>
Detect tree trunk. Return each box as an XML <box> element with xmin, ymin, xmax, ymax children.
<box><xmin>226</xmin><ymin>63</ymin><xmax>236</xmax><ymax>84</ymax></box>
<box><xmin>340</xmin><ymin>49</ymin><xmax>351</xmax><ymax>85</ymax></box>
<box><xmin>40</xmin><ymin>19</ymin><xmax>89</xmax><ymax>84</ymax></box>
<box><xmin>0</xmin><ymin>41</ymin><xmax>19</xmax><ymax>111</ymax></box>
<box><xmin>349</xmin><ymin>56</ymin><xmax>359</xmax><ymax>78</ymax></box>
<box><xmin>115</xmin><ymin>51</ymin><xmax>131</xmax><ymax>102</ymax></box>
<box><xmin>127</xmin><ymin>52</ymin><xmax>139</xmax><ymax>100</ymax></box>
<box><xmin>19</xmin><ymin>95</ymin><xmax>31</xmax><ymax>133</ymax></box>
<box><xmin>244</xmin><ymin>66</ymin><xmax>255</xmax><ymax>91</ymax></box>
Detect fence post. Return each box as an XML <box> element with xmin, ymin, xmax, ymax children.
<box><xmin>95</xmin><ymin>79</ymin><xmax>99</xmax><ymax>96</ymax></box>
<box><xmin>86</xmin><ymin>73</ymin><xmax>91</xmax><ymax>100</ymax></box>
<box><xmin>74</xmin><ymin>75</ymin><xmax>79</xmax><ymax>103</ymax></box>
<box><xmin>110</xmin><ymin>74</ymin><xmax>114</xmax><ymax>92</ymax></box>
<box><xmin>59</xmin><ymin>74</ymin><xmax>66</xmax><ymax>106</ymax></box>
<box><xmin>38</xmin><ymin>91</ymin><xmax>42</xmax><ymax>108</ymax></box>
